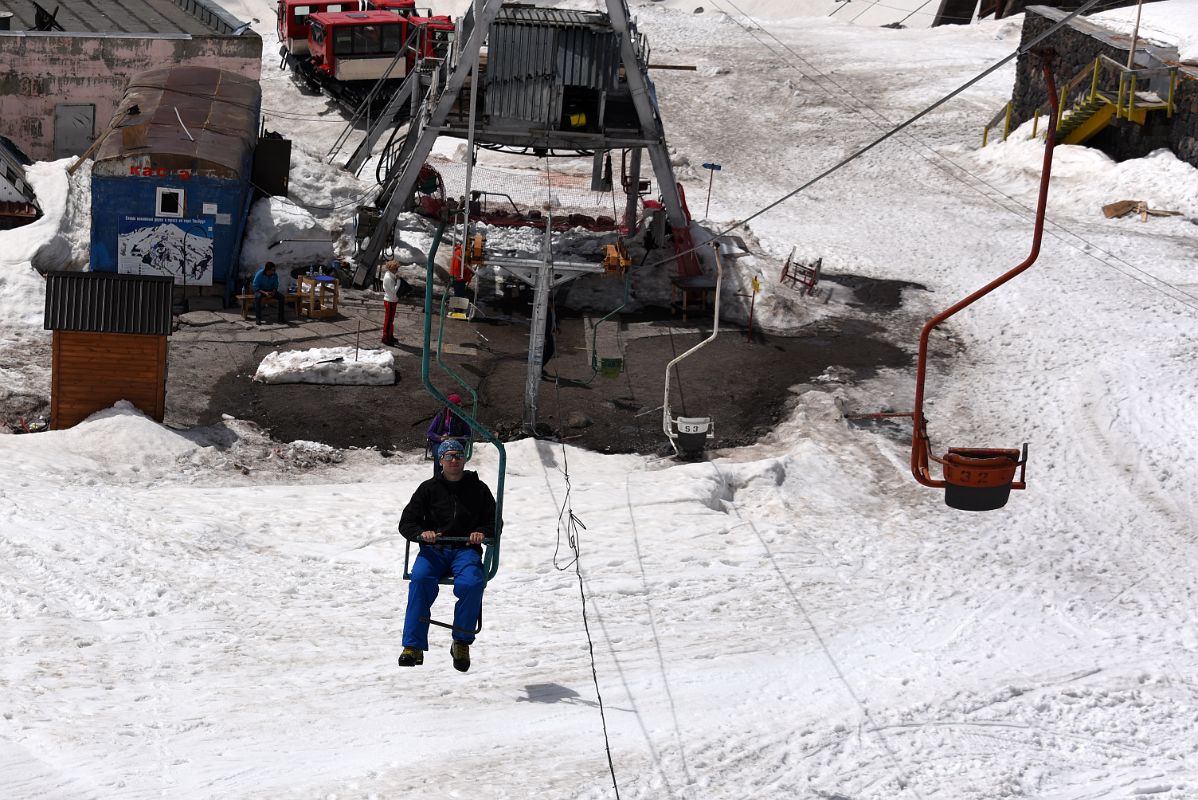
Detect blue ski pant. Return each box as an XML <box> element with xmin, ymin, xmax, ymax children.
<box><xmin>403</xmin><ymin>545</ymin><xmax>484</xmax><ymax>650</ymax></box>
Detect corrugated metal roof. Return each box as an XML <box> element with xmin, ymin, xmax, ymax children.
<box><xmin>495</xmin><ymin>6</ymin><xmax>608</xmax><ymax>29</ymax></box>
<box><xmin>485</xmin><ymin>7</ymin><xmax>620</xmax><ymax>124</ymax></box>
<box><xmin>0</xmin><ymin>0</ymin><xmax>249</xmax><ymax>35</ymax></box>
<box><xmin>44</xmin><ymin>271</ymin><xmax>174</xmax><ymax>336</ymax></box>
<box><xmin>92</xmin><ymin>66</ymin><xmax>260</xmax><ymax>180</ymax></box>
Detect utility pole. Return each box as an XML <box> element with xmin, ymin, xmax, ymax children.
<box><xmin>1126</xmin><ymin>0</ymin><xmax>1144</xmax><ymax>69</ymax></box>
<box><xmin>701</xmin><ymin>162</ymin><xmax>721</xmax><ymax>218</ymax></box>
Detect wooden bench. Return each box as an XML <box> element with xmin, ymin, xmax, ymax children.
<box><xmin>236</xmin><ymin>293</ymin><xmax>300</xmax><ymax>320</ymax></box>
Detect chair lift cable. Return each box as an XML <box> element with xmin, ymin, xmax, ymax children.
<box><xmin>634</xmin><ymin>0</ymin><xmax>1106</xmax><ymax>273</ymax></box>
<box><xmin>709</xmin><ymin>0</ymin><xmax>1198</xmax><ymax>314</ymax></box>
<box><xmin>534</xmin><ymin>155</ymin><xmax>623</xmax><ymax>796</ymax></box>
<box><xmin>548</xmin><ymin>377</ymin><xmax>623</xmax><ymax>800</ymax></box>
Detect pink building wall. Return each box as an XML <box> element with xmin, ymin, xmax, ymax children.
<box><xmin>0</xmin><ymin>32</ymin><xmax>262</xmax><ymax>162</ymax></box>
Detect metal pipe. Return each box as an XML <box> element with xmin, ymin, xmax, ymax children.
<box><xmin>1126</xmin><ymin>0</ymin><xmax>1144</xmax><ymax>70</ymax></box>
<box><xmin>662</xmin><ymin>243</ymin><xmax>723</xmax><ymax>448</ymax></box>
<box><xmin>460</xmin><ymin>0</ymin><xmax>482</xmax><ymax>249</ymax></box>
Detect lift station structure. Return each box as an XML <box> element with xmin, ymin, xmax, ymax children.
<box><xmin>342</xmin><ymin>0</ymin><xmax>703</xmax><ymax>286</ymax></box>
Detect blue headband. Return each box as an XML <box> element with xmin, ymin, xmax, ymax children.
<box><xmin>437</xmin><ymin>439</ymin><xmax>466</xmax><ymax>460</ymax></box>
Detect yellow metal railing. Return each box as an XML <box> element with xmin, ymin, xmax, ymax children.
<box><xmin>982</xmin><ymin>56</ymin><xmax>1178</xmax><ymax>147</ymax></box>
<box><xmin>981</xmin><ymin>102</ymin><xmax>1013</xmax><ymax>147</ymax></box>
<box><xmin>1083</xmin><ymin>55</ymin><xmax>1176</xmax><ymax>123</ymax></box>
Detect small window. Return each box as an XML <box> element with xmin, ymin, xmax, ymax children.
<box><xmin>156</xmin><ymin>187</ymin><xmax>184</xmax><ymax>218</ymax></box>
<box><xmin>352</xmin><ymin>24</ymin><xmax>381</xmax><ymax>53</ymax></box>
<box><xmin>380</xmin><ymin>22</ymin><xmax>401</xmax><ymax>51</ymax></box>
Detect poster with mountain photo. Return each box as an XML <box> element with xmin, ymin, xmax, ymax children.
<box><xmin>118</xmin><ymin>217</ymin><xmax>216</xmax><ymax>286</ymax></box>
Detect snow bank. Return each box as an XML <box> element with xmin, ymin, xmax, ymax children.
<box><xmin>254</xmin><ymin>346</ymin><xmax>397</xmax><ymax>385</ymax></box>
<box><xmin>4</xmin><ymin>401</ymin><xmax>201</xmax><ymax>483</ymax></box>
<box><xmin>1090</xmin><ymin>0</ymin><xmax>1198</xmax><ymax>62</ymax></box>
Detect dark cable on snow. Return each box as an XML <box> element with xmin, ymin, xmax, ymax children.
<box><xmin>548</xmin><ymin>360</ymin><xmax>622</xmax><ymax>799</ymax></box>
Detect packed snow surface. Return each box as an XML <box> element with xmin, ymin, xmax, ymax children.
<box><xmin>2</xmin><ymin>1</ymin><xmax>1198</xmax><ymax>799</ymax></box>
<box><xmin>254</xmin><ymin>346</ymin><xmax>397</xmax><ymax>385</ymax></box>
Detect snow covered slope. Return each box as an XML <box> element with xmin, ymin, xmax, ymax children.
<box><xmin>2</xmin><ymin>1</ymin><xmax>1198</xmax><ymax>798</ymax></box>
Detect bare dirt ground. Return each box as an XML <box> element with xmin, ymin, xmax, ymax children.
<box><xmin>171</xmin><ymin>272</ymin><xmax>920</xmax><ymax>458</ymax></box>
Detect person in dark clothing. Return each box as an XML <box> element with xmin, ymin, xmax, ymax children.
<box><xmin>252</xmin><ymin>262</ymin><xmax>285</xmax><ymax>325</ymax></box>
<box><xmin>397</xmin><ymin>439</ymin><xmax>498</xmax><ymax>672</ymax></box>
<box><xmin>426</xmin><ymin>393</ymin><xmax>472</xmax><ymax>476</ymax></box>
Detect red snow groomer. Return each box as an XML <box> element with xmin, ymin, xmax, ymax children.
<box><xmin>276</xmin><ymin>0</ymin><xmax>427</xmax><ymax>59</ymax></box>
<box><xmin>278</xmin><ymin>0</ymin><xmax>452</xmax><ymax>114</ymax></box>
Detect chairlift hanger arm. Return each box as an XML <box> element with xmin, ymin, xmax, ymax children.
<box><xmin>909</xmin><ymin>55</ymin><xmax>1060</xmax><ymax>491</ymax></box>
<box><xmin>662</xmin><ymin>242</ymin><xmax>724</xmax><ymax>455</ymax></box>
<box><xmin>489</xmin><ymin>260</ymin><xmax>606</xmax><ymax>288</ymax></box>
<box><xmin>420</xmin><ymin>223</ymin><xmax>505</xmax><ymax>580</ymax></box>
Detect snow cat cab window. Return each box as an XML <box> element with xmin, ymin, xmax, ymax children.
<box><xmin>427</xmin><ymin>27</ymin><xmax>451</xmax><ymax>57</ymax></box>
<box><xmin>381</xmin><ymin>22</ymin><xmax>401</xmax><ymax>51</ymax></box>
<box><xmin>156</xmin><ymin>187</ymin><xmax>184</xmax><ymax>218</ymax></box>
<box><xmin>351</xmin><ymin>24</ymin><xmax>382</xmax><ymax>54</ymax></box>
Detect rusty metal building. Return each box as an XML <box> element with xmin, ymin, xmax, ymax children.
<box><xmin>89</xmin><ymin>66</ymin><xmax>261</xmax><ymax>296</ymax></box>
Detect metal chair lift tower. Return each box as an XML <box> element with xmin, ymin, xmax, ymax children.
<box><xmin>346</xmin><ymin>0</ymin><xmax>702</xmax><ymax>287</ymax></box>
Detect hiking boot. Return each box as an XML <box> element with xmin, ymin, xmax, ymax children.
<box><xmin>397</xmin><ymin>647</ymin><xmax>424</xmax><ymax>667</ymax></box>
<box><xmin>450</xmin><ymin>641</ymin><xmax>470</xmax><ymax>672</ymax></box>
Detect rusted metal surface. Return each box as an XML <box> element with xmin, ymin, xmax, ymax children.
<box><xmin>92</xmin><ymin>66</ymin><xmax>260</xmax><ymax>179</ymax></box>
<box><xmin>0</xmin><ymin>0</ymin><xmax>246</xmax><ymax>35</ymax></box>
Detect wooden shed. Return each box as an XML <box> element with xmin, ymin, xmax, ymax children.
<box><xmin>43</xmin><ymin>271</ymin><xmax>174</xmax><ymax>429</ymax></box>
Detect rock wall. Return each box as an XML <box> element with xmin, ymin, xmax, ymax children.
<box><xmin>1007</xmin><ymin>7</ymin><xmax>1198</xmax><ymax>169</ymax></box>
<box><xmin>1009</xmin><ymin>10</ymin><xmax>1127</xmax><ymax>127</ymax></box>
<box><xmin>1168</xmin><ymin>71</ymin><xmax>1198</xmax><ymax>169</ymax></box>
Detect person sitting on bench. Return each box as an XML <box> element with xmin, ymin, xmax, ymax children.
<box><xmin>253</xmin><ymin>262</ymin><xmax>285</xmax><ymax>325</ymax></box>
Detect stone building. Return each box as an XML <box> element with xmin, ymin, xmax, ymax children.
<box><xmin>0</xmin><ymin>0</ymin><xmax>261</xmax><ymax>162</ymax></box>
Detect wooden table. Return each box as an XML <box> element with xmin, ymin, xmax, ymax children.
<box><xmin>297</xmin><ymin>275</ymin><xmax>340</xmax><ymax>318</ymax></box>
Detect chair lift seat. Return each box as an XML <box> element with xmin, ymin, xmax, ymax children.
<box><xmin>673</xmin><ymin>416</ymin><xmax>712</xmax><ymax>455</ymax></box>
<box><xmin>599</xmin><ymin>357</ymin><xmax>623</xmax><ymax>378</ymax></box>
<box><xmin>941</xmin><ymin>447</ymin><xmax>1023</xmax><ymax>512</ymax></box>
<box><xmin>447</xmin><ymin>295</ymin><xmax>474</xmax><ymax>320</ymax></box>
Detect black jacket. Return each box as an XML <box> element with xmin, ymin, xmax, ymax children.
<box><xmin>398</xmin><ymin>471</ymin><xmax>498</xmax><ymax>549</ymax></box>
